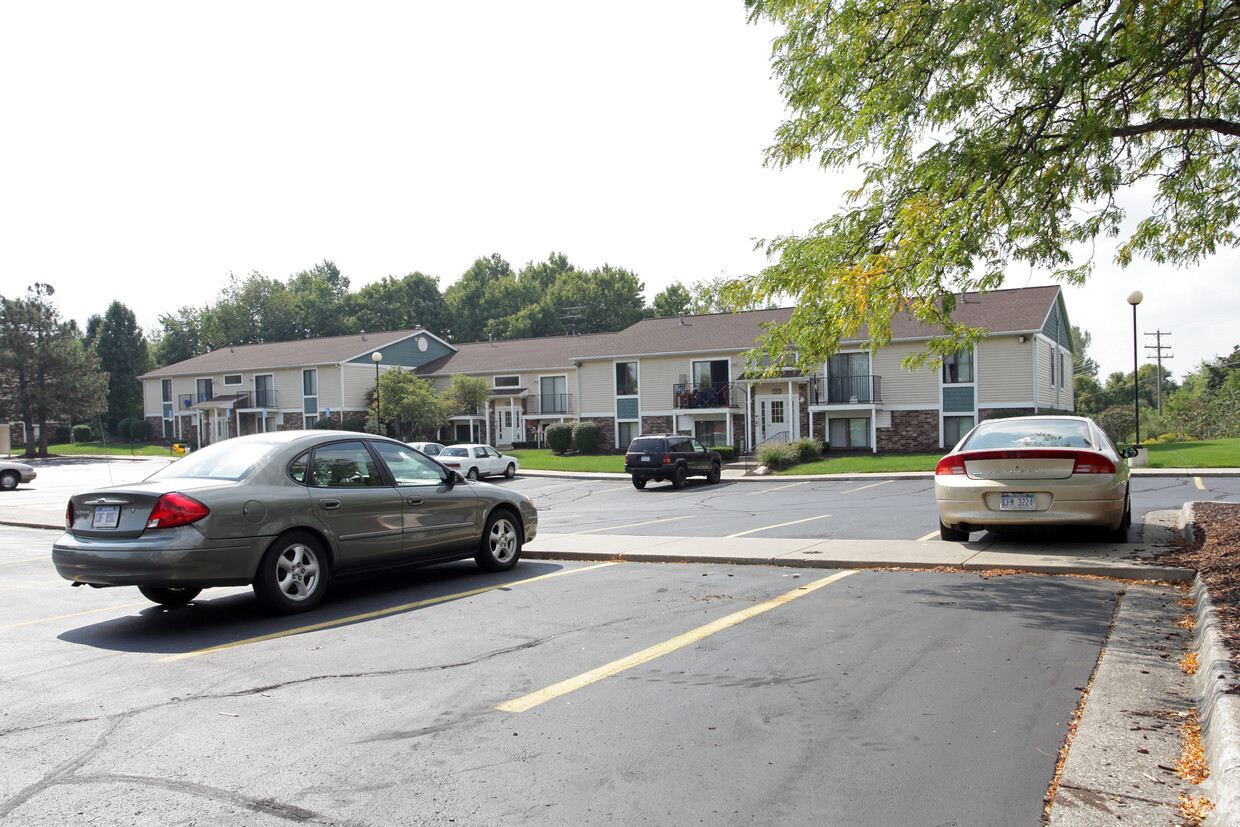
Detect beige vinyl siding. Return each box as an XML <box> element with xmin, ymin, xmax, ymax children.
<box><xmin>143</xmin><ymin>379</ymin><xmax>164</xmax><ymax>415</ymax></box>
<box><xmin>638</xmin><ymin>356</ymin><xmax>686</xmax><ymax>412</ymax></box>
<box><xmin>578</xmin><ymin>362</ymin><xmax>615</xmax><ymax>413</ymax></box>
<box><xmin>977</xmin><ymin>339</ymin><xmax>1034</xmax><ymax>406</ymax></box>
<box><xmin>871</xmin><ymin>344</ymin><xmax>938</xmax><ymax>405</ymax></box>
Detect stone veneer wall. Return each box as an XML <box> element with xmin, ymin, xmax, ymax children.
<box><xmin>875</xmin><ymin>409</ymin><xmax>941</xmax><ymax>452</ymax></box>
<box><xmin>640</xmin><ymin>415</ymin><xmax>673</xmax><ymax>436</ymax></box>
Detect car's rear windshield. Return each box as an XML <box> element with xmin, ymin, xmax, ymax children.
<box><xmin>627</xmin><ymin>438</ymin><xmax>665</xmax><ymax>453</ymax></box>
<box><xmin>150</xmin><ymin>440</ymin><xmax>282</xmax><ymax>482</ymax></box>
<box><xmin>440</xmin><ymin>446</ymin><xmax>468</xmax><ymax>457</ymax></box>
<box><xmin>961</xmin><ymin>419</ymin><xmax>1093</xmax><ymax>451</ymax></box>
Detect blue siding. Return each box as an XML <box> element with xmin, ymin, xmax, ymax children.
<box><xmin>943</xmin><ymin>386</ymin><xmax>975</xmax><ymax>413</ymax></box>
<box><xmin>348</xmin><ymin>334</ymin><xmax>453</xmax><ymax>368</ymax></box>
<box><xmin>617</xmin><ymin>398</ymin><xmax>639</xmax><ymax>419</ymax></box>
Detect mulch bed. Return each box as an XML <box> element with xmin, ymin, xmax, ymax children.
<box><xmin>1154</xmin><ymin>501</ymin><xmax>1240</xmax><ymax>669</ymax></box>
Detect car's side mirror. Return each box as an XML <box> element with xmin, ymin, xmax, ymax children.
<box><xmin>1120</xmin><ymin>447</ymin><xmax>1139</xmax><ymax>459</ymax></box>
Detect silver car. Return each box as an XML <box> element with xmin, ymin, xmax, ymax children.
<box><xmin>52</xmin><ymin>431</ymin><xmax>537</xmax><ymax>613</ymax></box>
<box><xmin>0</xmin><ymin>459</ymin><xmax>37</xmax><ymax>491</ymax></box>
<box><xmin>935</xmin><ymin>415</ymin><xmax>1135</xmax><ymax>542</ymax></box>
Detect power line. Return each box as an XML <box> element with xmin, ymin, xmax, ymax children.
<box><xmin>1144</xmin><ymin>330</ymin><xmax>1173</xmax><ymax>414</ymax></box>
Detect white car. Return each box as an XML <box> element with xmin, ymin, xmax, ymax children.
<box><xmin>437</xmin><ymin>444</ymin><xmax>519</xmax><ymax>480</ymax></box>
<box><xmin>0</xmin><ymin>459</ymin><xmax>37</xmax><ymax>491</ymax></box>
<box><xmin>406</xmin><ymin>442</ymin><xmax>445</xmax><ymax>457</ymax></box>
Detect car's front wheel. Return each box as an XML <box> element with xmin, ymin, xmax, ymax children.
<box><xmin>476</xmin><ymin>510</ymin><xmax>522</xmax><ymax>572</ymax></box>
<box><xmin>939</xmin><ymin>520</ymin><xmax>970</xmax><ymax>542</ymax></box>
<box><xmin>706</xmin><ymin>463</ymin><xmax>721</xmax><ymax>484</ymax></box>
<box><xmin>253</xmin><ymin>531</ymin><xmax>329</xmax><ymax>614</ymax></box>
<box><xmin>139</xmin><ymin>586</ymin><xmax>201</xmax><ymax>607</ymax></box>
<box><xmin>0</xmin><ymin>471</ymin><xmax>18</xmax><ymax>491</ymax></box>
<box><xmin>632</xmin><ymin>476</ymin><xmax>647</xmax><ymax>490</ymax></box>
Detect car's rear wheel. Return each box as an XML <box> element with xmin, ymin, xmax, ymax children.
<box><xmin>939</xmin><ymin>520</ymin><xmax>970</xmax><ymax>542</ymax></box>
<box><xmin>706</xmin><ymin>463</ymin><xmax>721</xmax><ymax>484</ymax></box>
<box><xmin>671</xmin><ymin>465</ymin><xmax>687</xmax><ymax>489</ymax></box>
<box><xmin>139</xmin><ymin>586</ymin><xmax>201</xmax><ymax>607</ymax></box>
<box><xmin>504</xmin><ymin>463</ymin><xmax>516</xmax><ymax>479</ymax></box>
<box><xmin>467</xmin><ymin>467</ymin><xmax>479</xmax><ymax>481</ymax></box>
<box><xmin>0</xmin><ymin>471</ymin><xmax>18</xmax><ymax>491</ymax></box>
<box><xmin>632</xmin><ymin>476</ymin><xmax>647</xmax><ymax>490</ymax></box>
<box><xmin>476</xmin><ymin>510</ymin><xmax>521</xmax><ymax>572</ymax></box>
<box><xmin>253</xmin><ymin>531</ymin><xmax>329</xmax><ymax>614</ymax></box>
<box><xmin>1106</xmin><ymin>492</ymin><xmax>1133</xmax><ymax>543</ymax></box>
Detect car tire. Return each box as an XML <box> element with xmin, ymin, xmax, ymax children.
<box><xmin>939</xmin><ymin>520</ymin><xmax>969</xmax><ymax>542</ymax></box>
<box><xmin>504</xmin><ymin>463</ymin><xmax>516</xmax><ymax>479</ymax></box>
<box><xmin>632</xmin><ymin>476</ymin><xmax>647</xmax><ymax>490</ymax></box>
<box><xmin>139</xmin><ymin>586</ymin><xmax>201</xmax><ymax>607</ymax></box>
<box><xmin>467</xmin><ymin>467</ymin><xmax>479</xmax><ymax>481</ymax></box>
<box><xmin>671</xmin><ymin>465</ymin><xmax>687</xmax><ymax>489</ymax></box>
<box><xmin>1106</xmin><ymin>492</ymin><xmax>1133</xmax><ymax>543</ymax></box>
<box><xmin>0</xmin><ymin>471</ymin><xmax>18</xmax><ymax>491</ymax></box>
<box><xmin>476</xmin><ymin>509</ymin><xmax>522</xmax><ymax>572</ymax></box>
<box><xmin>253</xmin><ymin>531</ymin><xmax>329</xmax><ymax>614</ymax></box>
<box><xmin>706</xmin><ymin>463</ymin><xmax>721</xmax><ymax>484</ymax></box>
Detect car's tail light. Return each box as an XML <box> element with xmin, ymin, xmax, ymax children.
<box><xmin>662</xmin><ymin>455</ymin><xmax>672</xmax><ymax>465</ymax></box>
<box><xmin>146</xmin><ymin>493</ymin><xmax>209</xmax><ymax>529</ymax></box>
<box><xmin>1070</xmin><ymin>453</ymin><xmax>1117</xmax><ymax>474</ymax></box>
<box><xmin>65</xmin><ymin>500</ymin><xmax>75</xmax><ymax>528</ymax></box>
<box><xmin>935</xmin><ymin>455</ymin><xmax>968</xmax><ymax>475</ymax></box>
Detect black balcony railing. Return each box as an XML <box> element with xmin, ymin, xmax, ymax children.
<box><xmin>526</xmin><ymin>393</ymin><xmax>575</xmax><ymax>415</ymax></box>
<box><xmin>810</xmin><ymin>375</ymin><xmax>882</xmax><ymax>405</ymax></box>
<box><xmin>673</xmin><ymin>382</ymin><xmax>740</xmax><ymax>409</ymax></box>
<box><xmin>250</xmin><ymin>389</ymin><xmax>277</xmax><ymax>408</ymax></box>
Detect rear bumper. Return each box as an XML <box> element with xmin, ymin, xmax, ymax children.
<box><xmin>936</xmin><ymin>496</ymin><xmax>1126</xmax><ymax>531</ymax></box>
<box><xmin>52</xmin><ymin>529</ymin><xmax>268</xmax><ymax>588</ymax></box>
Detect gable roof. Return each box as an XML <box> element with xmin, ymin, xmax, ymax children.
<box><xmin>846</xmin><ymin>285</ymin><xmax>1066</xmax><ymax>343</ymax></box>
<box><xmin>141</xmin><ymin>329</ymin><xmax>436</xmax><ymax>378</ymax></box>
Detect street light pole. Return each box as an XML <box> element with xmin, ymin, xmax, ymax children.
<box><xmin>1127</xmin><ymin>290</ymin><xmax>1143</xmax><ymax>446</ymax></box>
<box><xmin>371</xmin><ymin>351</ymin><xmax>383</xmax><ymax>434</ymax></box>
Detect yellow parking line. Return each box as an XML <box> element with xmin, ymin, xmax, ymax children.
<box><xmin>159</xmin><ymin>562</ymin><xmax>617</xmax><ymax>663</ymax></box>
<box><xmin>569</xmin><ymin>516</ymin><xmax>691</xmax><ymax>535</ymax></box>
<box><xmin>0</xmin><ymin>602</ymin><xmax>151</xmax><ymax>631</ymax></box>
<box><xmin>726</xmin><ymin>515</ymin><xmax>831</xmax><ymax>538</ymax></box>
<box><xmin>498</xmin><ymin>570</ymin><xmax>858</xmax><ymax>713</ymax></box>
<box><xmin>916</xmin><ymin>530</ymin><xmax>941</xmax><ymax>541</ymax></box>
<box><xmin>0</xmin><ymin>557</ymin><xmax>51</xmax><ymax>566</ymax></box>
<box><xmin>0</xmin><ymin>580</ymin><xmax>62</xmax><ymax>591</ymax></box>
<box><xmin>1195</xmin><ymin>476</ymin><xmax>1206</xmax><ymax>490</ymax></box>
<box><xmin>746</xmin><ymin>481</ymin><xmax>811</xmax><ymax>496</ymax></box>
<box><xmin>842</xmin><ymin>480</ymin><xmax>893</xmax><ymax>493</ymax></box>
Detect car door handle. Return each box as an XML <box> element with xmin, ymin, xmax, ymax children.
<box><xmin>406</xmin><ymin>497</ymin><xmax>424</xmax><ymax>506</ymax></box>
<box><xmin>319</xmin><ymin>499</ymin><xmax>342</xmax><ymax>510</ymax></box>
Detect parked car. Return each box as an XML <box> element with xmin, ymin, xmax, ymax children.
<box><xmin>0</xmin><ymin>459</ymin><xmax>37</xmax><ymax>491</ymax></box>
<box><xmin>934</xmin><ymin>415</ymin><xmax>1136</xmax><ymax>542</ymax></box>
<box><xmin>437</xmin><ymin>444</ymin><xmax>518</xmax><ymax>480</ymax></box>
<box><xmin>407</xmin><ymin>441</ymin><xmax>445</xmax><ymax>457</ymax></box>
<box><xmin>624</xmin><ymin>434</ymin><xmax>722</xmax><ymax>489</ymax></box>
<box><xmin>51</xmin><ymin>431</ymin><xmax>537</xmax><ymax>614</ymax></box>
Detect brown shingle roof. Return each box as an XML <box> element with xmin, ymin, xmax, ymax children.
<box><xmin>141</xmin><ymin>329</ymin><xmax>423</xmax><ymax>378</ymax></box>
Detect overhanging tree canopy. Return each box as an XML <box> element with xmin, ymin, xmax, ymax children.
<box><xmin>732</xmin><ymin>0</ymin><xmax>1240</xmax><ymax>372</ymax></box>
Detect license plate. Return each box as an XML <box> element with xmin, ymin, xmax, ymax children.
<box><xmin>999</xmin><ymin>493</ymin><xmax>1036</xmax><ymax>511</ymax></box>
<box><xmin>640</xmin><ymin>455</ymin><xmax>650</xmax><ymax>463</ymax></box>
<box><xmin>92</xmin><ymin>505</ymin><xmax>120</xmax><ymax>528</ymax></box>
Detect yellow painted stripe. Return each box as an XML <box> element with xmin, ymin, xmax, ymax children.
<box><xmin>745</xmin><ymin>481</ymin><xmax>811</xmax><ymax>496</ymax></box>
<box><xmin>726</xmin><ymin>515</ymin><xmax>831</xmax><ymax>539</ymax></box>
<box><xmin>0</xmin><ymin>579</ymin><xmax>63</xmax><ymax>591</ymax></box>
<box><xmin>0</xmin><ymin>557</ymin><xmax>52</xmax><ymax>566</ymax></box>
<box><xmin>568</xmin><ymin>516</ymin><xmax>690</xmax><ymax>535</ymax></box>
<box><xmin>842</xmin><ymin>480</ymin><xmax>893</xmax><ymax>493</ymax></box>
<box><xmin>498</xmin><ymin>570</ymin><xmax>857</xmax><ymax>713</ymax></box>
<box><xmin>916</xmin><ymin>530</ymin><xmax>941</xmax><ymax>542</ymax></box>
<box><xmin>159</xmin><ymin>562</ymin><xmax>617</xmax><ymax>663</ymax></box>
<box><xmin>1195</xmin><ymin>476</ymin><xmax>1206</xmax><ymax>490</ymax></box>
<box><xmin>0</xmin><ymin>602</ymin><xmax>150</xmax><ymax>631</ymax></box>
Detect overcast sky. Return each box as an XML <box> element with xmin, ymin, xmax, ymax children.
<box><xmin>3</xmin><ymin>2</ymin><xmax>1233</xmax><ymax>382</ymax></box>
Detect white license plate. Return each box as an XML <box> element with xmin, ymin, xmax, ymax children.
<box><xmin>640</xmin><ymin>455</ymin><xmax>650</xmax><ymax>462</ymax></box>
<box><xmin>999</xmin><ymin>493</ymin><xmax>1036</xmax><ymax>511</ymax></box>
<box><xmin>92</xmin><ymin>505</ymin><xmax>120</xmax><ymax>528</ymax></box>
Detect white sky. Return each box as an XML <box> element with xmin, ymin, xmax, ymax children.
<box><xmin>2</xmin><ymin>1</ymin><xmax>1234</xmax><ymax>382</ymax></box>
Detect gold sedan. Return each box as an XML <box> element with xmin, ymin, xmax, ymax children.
<box><xmin>935</xmin><ymin>415</ymin><xmax>1137</xmax><ymax>542</ymax></box>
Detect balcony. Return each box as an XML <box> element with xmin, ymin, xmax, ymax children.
<box><xmin>810</xmin><ymin>375</ymin><xmax>882</xmax><ymax>406</ymax></box>
<box><xmin>673</xmin><ymin>382</ymin><xmax>741</xmax><ymax>410</ymax></box>
<box><xmin>177</xmin><ymin>390</ymin><xmax>279</xmax><ymax>411</ymax></box>
<box><xmin>525</xmin><ymin>393</ymin><xmax>575</xmax><ymax>416</ymax></box>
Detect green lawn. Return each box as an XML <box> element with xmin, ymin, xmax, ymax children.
<box><xmin>775</xmin><ymin>452</ymin><xmax>944</xmax><ymax>475</ymax></box>
<box><xmin>1144</xmin><ymin>438</ymin><xmax>1240</xmax><ymax>468</ymax></box>
<box><xmin>14</xmin><ymin>442</ymin><xmax>185</xmax><ymax>459</ymax></box>
<box><xmin>506</xmin><ymin>449</ymin><xmax>625</xmax><ymax>473</ymax></box>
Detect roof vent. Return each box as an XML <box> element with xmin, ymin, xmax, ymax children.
<box><xmin>679</xmin><ymin>312</ymin><xmax>686</xmax><ymax>325</ymax></box>
<box><xmin>361</xmin><ymin>330</ymin><xmax>366</xmax><ymax>340</ymax></box>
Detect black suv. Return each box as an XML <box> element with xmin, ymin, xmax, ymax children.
<box><xmin>624</xmin><ymin>434</ymin><xmax>722</xmax><ymax>490</ymax></box>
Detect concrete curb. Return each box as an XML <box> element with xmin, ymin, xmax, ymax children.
<box><xmin>1181</xmin><ymin>502</ymin><xmax>1240</xmax><ymax>826</ymax></box>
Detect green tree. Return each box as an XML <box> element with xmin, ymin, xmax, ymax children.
<box><xmin>653</xmin><ymin>282</ymin><xmax>693</xmax><ymax>318</ymax></box>
<box><xmin>447</xmin><ymin>374</ymin><xmax>491</xmax><ymax>417</ymax></box>
<box><xmin>85</xmin><ymin>301</ymin><xmax>151</xmax><ymax>428</ymax></box>
<box><xmin>150</xmin><ymin>306</ymin><xmax>205</xmax><ymax>367</ymax></box>
<box><xmin>1071</xmin><ymin>326</ymin><xmax>1099</xmax><ymax>381</ymax></box>
<box><xmin>0</xmin><ymin>285</ymin><xmax>108</xmax><ymax>457</ymax></box>
<box><xmin>444</xmin><ymin>254</ymin><xmax>516</xmax><ymax>343</ymax></box>
<box><xmin>730</xmin><ymin>0</ymin><xmax>1240</xmax><ymax>375</ymax></box>
<box><xmin>287</xmin><ymin>260</ymin><xmax>353</xmax><ymax>338</ymax></box>
<box><xmin>374</xmin><ymin>368</ymin><xmax>451</xmax><ymax>440</ymax></box>
<box><xmin>349</xmin><ymin>272</ymin><xmax>447</xmax><ymax>334</ymax></box>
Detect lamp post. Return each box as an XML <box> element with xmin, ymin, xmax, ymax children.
<box><xmin>371</xmin><ymin>351</ymin><xmax>383</xmax><ymax>434</ymax></box>
<box><xmin>1127</xmin><ymin>290</ymin><xmax>1143</xmax><ymax>447</ymax></box>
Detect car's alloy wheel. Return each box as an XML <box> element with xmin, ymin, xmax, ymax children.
<box><xmin>254</xmin><ymin>531</ymin><xmax>329</xmax><ymax>614</ymax></box>
<box><xmin>0</xmin><ymin>471</ymin><xmax>18</xmax><ymax>491</ymax></box>
<box><xmin>139</xmin><ymin>586</ymin><xmax>202</xmax><ymax>607</ymax></box>
<box><xmin>504</xmin><ymin>463</ymin><xmax>516</xmax><ymax>479</ymax></box>
<box><xmin>476</xmin><ymin>511</ymin><xmax>521</xmax><ymax>572</ymax></box>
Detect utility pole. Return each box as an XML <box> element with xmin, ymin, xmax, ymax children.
<box><xmin>559</xmin><ymin>306</ymin><xmax>585</xmax><ymax>336</ymax></box>
<box><xmin>1144</xmin><ymin>330</ymin><xmax>1173</xmax><ymax>415</ymax></box>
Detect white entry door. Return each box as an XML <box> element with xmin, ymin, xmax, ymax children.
<box><xmin>756</xmin><ymin>395</ymin><xmax>790</xmax><ymax>444</ymax></box>
<box><xmin>496</xmin><ymin>406</ymin><xmax>522</xmax><ymax>445</ymax></box>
